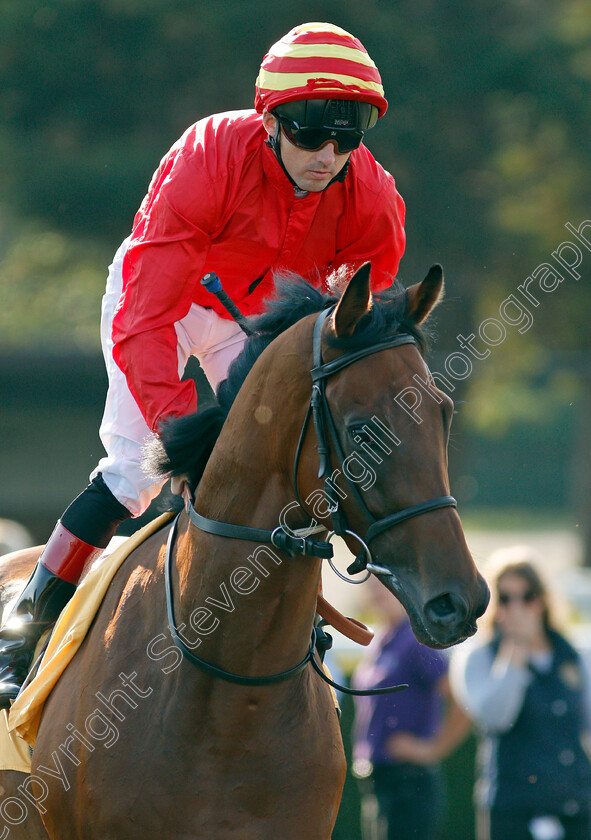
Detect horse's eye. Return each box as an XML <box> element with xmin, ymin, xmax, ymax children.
<box><xmin>350</xmin><ymin>426</ymin><xmax>373</xmax><ymax>446</ymax></box>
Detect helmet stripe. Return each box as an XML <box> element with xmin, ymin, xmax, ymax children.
<box><xmin>266</xmin><ymin>42</ymin><xmax>377</xmax><ymax>69</ymax></box>
<box><xmin>285</xmin><ymin>22</ymin><xmax>364</xmax><ymax>43</ymax></box>
<box><xmin>259</xmin><ymin>57</ymin><xmax>381</xmax><ymax>85</ymax></box>
<box><xmin>257</xmin><ymin>70</ymin><xmax>384</xmax><ymax>95</ymax></box>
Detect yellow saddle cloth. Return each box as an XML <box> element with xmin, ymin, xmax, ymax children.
<box><xmin>7</xmin><ymin>512</ymin><xmax>174</xmax><ymax>756</ymax></box>
<box><xmin>0</xmin><ymin>709</ymin><xmax>31</xmax><ymax>772</ymax></box>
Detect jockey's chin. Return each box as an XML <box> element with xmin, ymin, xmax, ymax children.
<box><xmin>280</xmin><ymin>139</ymin><xmax>352</xmax><ymax>193</ymax></box>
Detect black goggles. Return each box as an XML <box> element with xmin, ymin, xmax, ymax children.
<box><xmin>276</xmin><ymin>115</ymin><xmax>365</xmax><ymax>154</ymax></box>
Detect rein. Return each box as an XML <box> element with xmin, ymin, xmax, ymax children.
<box><xmin>164</xmin><ymin>304</ymin><xmax>457</xmax><ymax>694</ymax></box>
<box><xmin>164</xmin><ymin>510</ymin><xmax>406</xmax><ymax>696</ymax></box>
<box><xmin>185</xmin><ymin>504</ymin><xmax>333</xmax><ymax>559</ymax></box>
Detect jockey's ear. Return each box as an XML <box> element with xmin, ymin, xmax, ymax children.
<box><xmin>332</xmin><ymin>263</ymin><xmax>371</xmax><ymax>338</ymax></box>
<box><xmin>405</xmin><ymin>265</ymin><xmax>444</xmax><ymax>325</ymax></box>
<box><xmin>262</xmin><ymin>109</ymin><xmax>278</xmax><ymax>138</ymax></box>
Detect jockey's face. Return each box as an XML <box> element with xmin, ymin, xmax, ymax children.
<box><xmin>262</xmin><ymin>111</ymin><xmax>351</xmax><ymax>193</ymax></box>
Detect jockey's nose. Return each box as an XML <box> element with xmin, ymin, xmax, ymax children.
<box><xmin>315</xmin><ymin>141</ymin><xmax>338</xmax><ymax>164</ymax></box>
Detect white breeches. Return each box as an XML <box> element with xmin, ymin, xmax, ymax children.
<box><xmin>90</xmin><ymin>239</ymin><xmax>246</xmax><ymax>516</ymax></box>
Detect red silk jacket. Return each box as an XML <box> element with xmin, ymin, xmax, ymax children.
<box><xmin>112</xmin><ymin>109</ymin><xmax>406</xmax><ymax>431</ymax></box>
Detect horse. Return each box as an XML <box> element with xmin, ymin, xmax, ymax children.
<box><xmin>0</xmin><ymin>263</ymin><xmax>489</xmax><ymax>839</ymax></box>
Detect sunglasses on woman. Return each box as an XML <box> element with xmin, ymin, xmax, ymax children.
<box><xmin>497</xmin><ymin>590</ymin><xmax>538</xmax><ymax>605</ymax></box>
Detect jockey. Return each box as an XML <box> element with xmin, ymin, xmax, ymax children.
<box><xmin>0</xmin><ymin>22</ymin><xmax>406</xmax><ymax>707</ymax></box>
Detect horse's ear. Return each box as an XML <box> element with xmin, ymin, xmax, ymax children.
<box><xmin>405</xmin><ymin>264</ymin><xmax>444</xmax><ymax>325</ymax></box>
<box><xmin>332</xmin><ymin>263</ymin><xmax>372</xmax><ymax>338</ymax></box>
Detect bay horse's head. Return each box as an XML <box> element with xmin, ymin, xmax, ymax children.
<box><xmin>267</xmin><ymin>263</ymin><xmax>489</xmax><ymax>648</ymax></box>
<box><xmin>154</xmin><ymin>264</ymin><xmax>489</xmax><ymax>649</ymax></box>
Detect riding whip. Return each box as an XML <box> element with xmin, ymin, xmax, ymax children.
<box><xmin>200</xmin><ymin>273</ymin><xmax>254</xmax><ymax>335</ymax></box>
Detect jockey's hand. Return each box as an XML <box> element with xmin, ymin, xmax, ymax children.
<box><xmin>171</xmin><ymin>475</ymin><xmax>189</xmax><ymax>496</ymax></box>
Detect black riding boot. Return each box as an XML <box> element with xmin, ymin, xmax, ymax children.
<box><xmin>0</xmin><ymin>563</ymin><xmax>76</xmax><ymax>708</ymax></box>
<box><xmin>0</xmin><ymin>474</ymin><xmax>131</xmax><ymax>709</ymax></box>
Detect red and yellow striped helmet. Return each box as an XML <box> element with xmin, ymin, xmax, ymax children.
<box><xmin>255</xmin><ymin>22</ymin><xmax>388</xmax><ymax>118</ymax></box>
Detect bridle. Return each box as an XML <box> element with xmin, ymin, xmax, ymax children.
<box><xmin>292</xmin><ymin>305</ymin><xmax>457</xmax><ymax>580</ymax></box>
<box><xmin>165</xmin><ymin>305</ymin><xmax>457</xmax><ymax>691</ymax></box>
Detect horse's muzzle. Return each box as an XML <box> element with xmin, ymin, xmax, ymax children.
<box><xmin>421</xmin><ymin>578</ymin><xmax>490</xmax><ymax>648</ymax></box>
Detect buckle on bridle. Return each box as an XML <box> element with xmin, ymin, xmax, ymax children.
<box><xmin>271</xmin><ymin>526</ymin><xmax>304</xmax><ymax>557</ymax></box>
<box><xmin>270</xmin><ymin>527</ymin><xmax>334</xmax><ymax>559</ymax></box>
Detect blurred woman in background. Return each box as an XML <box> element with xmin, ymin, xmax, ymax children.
<box><xmin>451</xmin><ymin>547</ymin><xmax>591</xmax><ymax>840</ymax></box>
<box><xmin>352</xmin><ymin>576</ymin><xmax>471</xmax><ymax>840</ymax></box>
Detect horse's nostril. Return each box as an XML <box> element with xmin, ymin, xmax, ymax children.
<box><xmin>428</xmin><ymin>594</ymin><xmax>455</xmax><ymax>619</ymax></box>
<box><xmin>425</xmin><ymin>592</ymin><xmax>468</xmax><ymax>626</ymax></box>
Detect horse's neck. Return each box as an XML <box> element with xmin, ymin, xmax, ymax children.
<box><xmin>176</xmin><ymin>382</ymin><xmax>320</xmax><ymax>672</ymax></box>
<box><xmin>193</xmin><ymin>323</ymin><xmax>315</xmax><ymax>545</ymax></box>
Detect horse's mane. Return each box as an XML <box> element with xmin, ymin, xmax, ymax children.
<box><xmin>145</xmin><ymin>272</ymin><xmax>425</xmax><ymax>490</ymax></box>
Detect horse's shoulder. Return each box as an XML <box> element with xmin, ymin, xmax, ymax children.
<box><xmin>88</xmin><ymin>525</ymin><xmax>170</xmax><ymax>648</ymax></box>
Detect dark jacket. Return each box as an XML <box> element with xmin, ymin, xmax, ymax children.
<box><xmin>483</xmin><ymin>630</ymin><xmax>591</xmax><ymax>816</ymax></box>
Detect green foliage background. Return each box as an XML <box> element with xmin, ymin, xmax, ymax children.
<box><xmin>1</xmin><ymin>1</ymin><xmax>590</xmax><ymax>508</ymax></box>
<box><xmin>1</xmin><ymin>1</ymin><xmax>589</xmax><ymax>343</ymax></box>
